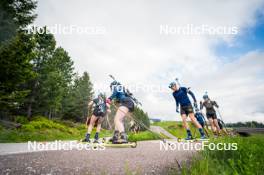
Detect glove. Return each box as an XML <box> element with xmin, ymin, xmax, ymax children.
<box><xmin>176</xmin><ymin>107</ymin><xmax>180</xmax><ymax>113</ymax></box>
<box><xmin>106</xmin><ymin>98</ymin><xmax>111</xmax><ymax>104</ymax></box>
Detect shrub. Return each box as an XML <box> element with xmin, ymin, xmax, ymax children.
<box><xmin>21</xmin><ymin>116</ymin><xmax>68</xmax><ymax>132</ymax></box>
<box><xmin>14</xmin><ymin>116</ymin><xmax>29</xmax><ymax>124</ymax></box>
<box><xmin>22</xmin><ymin>125</ymin><xmax>35</xmax><ymax>132</ymax></box>
<box><xmin>76</xmin><ymin>124</ymin><xmax>86</xmax><ymax>130</ymax></box>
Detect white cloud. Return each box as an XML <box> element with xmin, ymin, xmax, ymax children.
<box><xmin>34</xmin><ymin>0</ymin><xmax>264</xmax><ymax>122</ymax></box>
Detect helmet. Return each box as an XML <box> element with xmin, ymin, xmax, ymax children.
<box><xmin>110</xmin><ymin>81</ymin><xmax>121</xmax><ymax>90</ymax></box>
<box><xmin>168</xmin><ymin>82</ymin><xmax>177</xmax><ymax>89</ymax></box>
<box><xmin>203</xmin><ymin>94</ymin><xmax>209</xmax><ymax>100</ymax></box>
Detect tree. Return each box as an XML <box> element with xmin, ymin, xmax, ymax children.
<box><xmin>25</xmin><ymin>28</ymin><xmax>56</xmax><ymax>118</ymax></box>
<box><xmin>62</xmin><ymin>72</ymin><xmax>93</xmax><ymax>121</ymax></box>
<box><xmin>0</xmin><ymin>0</ymin><xmax>37</xmax><ymax>43</ymax></box>
<box><xmin>0</xmin><ymin>1</ymin><xmax>96</xmax><ymax>122</ymax></box>
<box><xmin>0</xmin><ymin>32</ymin><xmax>35</xmax><ymax>118</ymax></box>
<box><xmin>39</xmin><ymin>47</ymin><xmax>75</xmax><ymax>119</ymax></box>
<box><xmin>0</xmin><ymin>0</ymin><xmax>37</xmax><ymax>119</ymax></box>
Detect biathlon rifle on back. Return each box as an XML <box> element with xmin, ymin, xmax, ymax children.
<box><xmin>109</xmin><ymin>75</ymin><xmax>142</xmax><ymax>106</ymax></box>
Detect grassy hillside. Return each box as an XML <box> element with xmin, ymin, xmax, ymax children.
<box><xmin>0</xmin><ymin>116</ymin><xmax>158</xmax><ymax>142</ymax></box>
<box><xmin>153</xmin><ymin>121</ymin><xmax>213</xmax><ymax>138</ymax></box>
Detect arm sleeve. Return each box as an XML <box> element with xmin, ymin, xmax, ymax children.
<box><xmin>173</xmin><ymin>93</ymin><xmax>179</xmax><ymax>109</ymax></box>
<box><xmin>187</xmin><ymin>89</ymin><xmax>197</xmax><ymax>102</ymax></box>
<box><xmin>176</xmin><ymin>100</ymin><xmax>179</xmax><ymax>109</ymax></box>
<box><xmin>214</xmin><ymin>101</ymin><xmax>219</xmax><ymax>108</ymax></box>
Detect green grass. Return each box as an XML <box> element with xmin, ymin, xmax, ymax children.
<box><xmin>153</xmin><ymin>121</ymin><xmax>207</xmax><ymax>138</ymax></box>
<box><xmin>128</xmin><ymin>131</ymin><xmax>161</xmax><ymax>142</ymax></box>
<box><xmin>0</xmin><ymin>117</ymin><xmax>112</xmax><ymax>143</ymax></box>
<box><xmin>0</xmin><ymin>117</ymin><xmax>160</xmax><ymax>142</ymax></box>
<box><xmin>170</xmin><ymin>135</ymin><xmax>264</xmax><ymax>175</ymax></box>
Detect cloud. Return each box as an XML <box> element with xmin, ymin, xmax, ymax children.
<box><xmin>34</xmin><ymin>0</ymin><xmax>264</xmax><ymax>122</ymax></box>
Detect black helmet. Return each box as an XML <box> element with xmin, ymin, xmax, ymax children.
<box><xmin>168</xmin><ymin>82</ymin><xmax>177</xmax><ymax>89</ymax></box>
<box><xmin>203</xmin><ymin>92</ymin><xmax>209</xmax><ymax>100</ymax></box>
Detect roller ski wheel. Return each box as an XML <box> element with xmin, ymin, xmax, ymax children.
<box><xmin>177</xmin><ymin>137</ymin><xmax>195</xmax><ymax>142</ymax></box>
<box><xmin>194</xmin><ymin>138</ymin><xmax>210</xmax><ymax>142</ymax></box>
<box><xmin>103</xmin><ymin>141</ymin><xmax>137</xmax><ymax>148</ymax></box>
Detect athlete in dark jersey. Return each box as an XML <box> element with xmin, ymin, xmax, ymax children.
<box><xmin>169</xmin><ymin>82</ymin><xmax>206</xmax><ymax>140</ymax></box>
<box><xmin>83</xmin><ymin>93</ymin><xmax>111</xmax><ymax>143</ymax></box>
<box><xmin>200</xmin><ymin>94</ymin><xmax>221</xmax><ymax>136</ymax></box>
<box><xmin>106</xmin><ymin>81</ymin><xmax>135</xmax><ymax>143</ymax></box>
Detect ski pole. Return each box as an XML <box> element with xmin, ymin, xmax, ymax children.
<box><xmin>216</xmin><ymin>108</ymin><xmax>230</xmax><ymax>135</ymax></box>
<box><xmin>109</xmin><ymin>74</ymin><xmax>116</xmax><ymax>81</ymax></box>
<box><xmin>200</xmin><ymin>112</ymin><xmax>210</xmax><ymax>137</ymax></box>
<box><xmin>175</xmin><ymin>78</ymin><xmax>181</xmax><ymax>87</ymax></box>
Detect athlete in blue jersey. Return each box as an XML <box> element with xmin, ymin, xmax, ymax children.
<box><xmin>194</xmin><ymin>108</ymin><xmax>209</xmax><ymax>137</ymax></box>
<box><xmin>106</xmin><ymin>81</ymin><xmax>135</xmax><ymax>143</ymax></box>
<box><xmin>169</xmin><ymin>82</ymin><xmax>206</xmax><ymax>140</ymax></box>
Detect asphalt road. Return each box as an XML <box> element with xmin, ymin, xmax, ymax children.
<box><xmin>0</xmin><ymin>140</ymin><xmax>196</xmax><ymax>175</ymax></box>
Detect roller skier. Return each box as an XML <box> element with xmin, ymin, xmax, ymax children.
<box><xmin>106</xmin><ymin>78</ymin><xmax>136</xmax><ymax>144</ymax></box>
<box><xmin>169</xmin><ymin>81</ymin><xmax>206</xmax><ymax>140</ymax></box>
<box><xmin>200</xmin><ymin>93</ymin><xmax>221</xmax><ymax>136</ymax></box>
<box><xmin>82</xmin><ymin>93</ymin><xmax>111</xmax><ymax>143</ymax></box>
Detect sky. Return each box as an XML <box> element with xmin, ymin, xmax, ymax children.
<box><xmin>34</xmin><ymin>0</ymin><xmax>264</xmax><ymax>122</ymax></box>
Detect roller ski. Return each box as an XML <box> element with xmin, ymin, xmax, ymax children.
<box><xmin>103</xmin><ymin>141</ymin><xmax>137</xmax><ymax>148</ymax></box>
<box><xmin>103</xmin><ymin>131</ymin><xmax>137</xmax><ymax>148</ymax></box>
<box><xmin>102</xmin><ymin>136</ymin><xmax>137</xmax><ymax>148</ymax></box>
<box><xmin>177</xmin><ymin>136</ymin><xmax>209</xmax><ymax>142</ymax></box>
<box><xmin>177</xmin><ymin>135</ymin><xmax>195</xmax><ymax>142</ymax></box>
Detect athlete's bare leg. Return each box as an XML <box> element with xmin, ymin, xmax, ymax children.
<box><xmin>181</xmin><ymin>114</ymin><xmax>189</xmax><ymax>129</ymax></box>
<box><xmin>96</xmin><ymin>117</ymin><xmax>104</xmax><ymax>133</ymax></box>
<box><xmin>87</xmin><ymin>115</ymin><xmax>98</xmax><ymax>134</ymax></box>
<box><xmin>114</xmin><ymin>106</ymin><xmax>129</xmax><ymax>133</ymax></box>
<box><xmin>213</xmin><ymin>119</ymin><xmax>221</xmax><ymax>134</ymax></box>
<box><xmin>208</xmin><ymin>118</ymin><xmax>216</xmax><ymax>133</ymax></box>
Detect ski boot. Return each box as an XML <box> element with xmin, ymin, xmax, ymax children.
<box><xmin>111</xmin><ymin>131</ymin><xmax>120</xmax><ymax>144</ymax></box>
<box><xmin>185</xmin><ymin>135</ymin><xmax>193</xmax><ymax>140</ymax></box>
<box><xmin>82</xmin><ymin>133</ymin><xmax>91</xmax><ymax>142</ymax></box>
<box><xmin>93</xmin><ymin>132</ymin><xmax>99</xmax><ymax>143</ymax></box>
<box><xmin>119</xmin><ymin>132</ymin><xmax>128</xmax><ymax>143</ymax></box>
<box><xmin>200</xmin><ymin>135</ymin><xmax>207</xmax><ymax>140</ymax></box>
<box><xmin>82</xmin><ymin>138</ymin><xmax>91</xmax><ymax>142</ymax></box>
